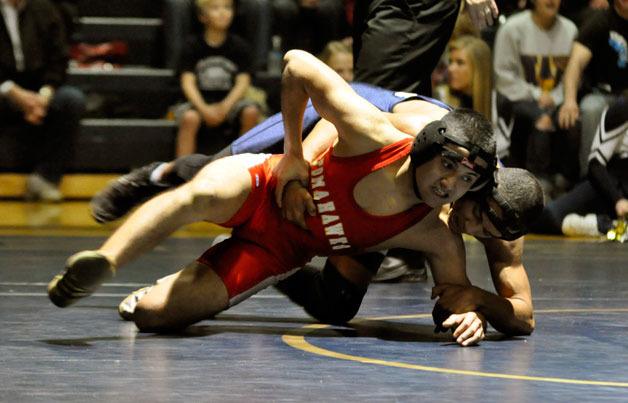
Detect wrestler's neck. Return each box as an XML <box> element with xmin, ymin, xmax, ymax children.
<box><xmin>395</xmin><ymin>157</ymin><xmax>424</xmax><ymax>204</ymax></box>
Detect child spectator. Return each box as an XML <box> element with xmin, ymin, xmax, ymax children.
<box><xmin>174</xmin><ymin>0</ymin><xmax>263</xmax><ymax>157</ymax></box>
<box><xmin>318</xmin><ymin>40</ymin><xmax>353</xmax><ymax>82</ymax></box>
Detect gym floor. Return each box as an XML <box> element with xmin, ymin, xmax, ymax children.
<box><xmin>1</xmin><ymin>202</ymin><xmax>628</xmax><ymax>402</ymax></box>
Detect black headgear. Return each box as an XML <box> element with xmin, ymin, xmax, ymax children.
<box><xmin>470</xmin><ymin>172</ymin><xmax>527</xmax><ymax>241</ymax></box>
<box><xmin>409</xmin><ymin>120</ymin><xmax>497</xmax><ymax>199</ymax></box>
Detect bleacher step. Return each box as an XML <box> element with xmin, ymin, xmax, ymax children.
<box><xmin>0</xmin><ymin>174</ymin><xmax>119</xmax><ymax>199</ymax></box>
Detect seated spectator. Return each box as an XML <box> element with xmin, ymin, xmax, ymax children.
<box><xmin>435</xmin><ymin>35</ymin><xmax>515</xmax><ymax>161</ymax></box>
<box><xmin>558</xmin><ymin>0</ymin><xmax>627</xmax><ymax>178</ymax></box>
<box><xmin>272</xmin><ymin>0</ymin><xmax>346</xmax><ymax>55</ymax></box>
<box><xmin>0</xmin><ymin>0</ymin><xmax>85</xmax><ymax>202</ymax></box>
<box><xmin>317</xmin><ymin>40</ymin><xmax>353</xmax><ymax>82</ymax></box>
<box><xmin>531</xmin><ymin>96</ymin><xmax>628</xmax><ymax>237</ymax></box>
<box><xmin>174</xmin><ymin>0</ymin><xmax>263</xmax><ymax>157</ymax></box>
<box><xmin>162</xmin><ymin>0</ymin><xmax>272</xmax><ymax>71</ymax></box>
<box><xmin>493</xmin><ymin>0</ymin><xmax>579</xmax><ymax>198</ymax></box>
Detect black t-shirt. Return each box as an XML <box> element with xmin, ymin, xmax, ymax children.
<box><xmin>179</xmin><ymin>34</ymin><xmax>253</xmax><ymax>103</ymax></box>
<box><xmin>576</xmin><ymin>7</ymin><xmax>628</xmax><ymax>94</ymax></box>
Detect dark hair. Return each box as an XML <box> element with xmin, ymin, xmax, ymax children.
<box><xmin>493</xmin><ymin>167</ymin><xmax>545</xmax><ymax>235</ymax></box>
<box><xmin>441</xmin><ymin>108</ymin><xmax>496</xmax><ymax>159</ymax></box>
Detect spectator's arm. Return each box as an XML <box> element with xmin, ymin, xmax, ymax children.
<box><xmin>219</xmin><ymin>72</ymin><xmax>251</xmax><ymax>113</ymax></box>
<box><xmin>42</xmin><ymin>1</ymin><xmax>70</xmax><ymax>88</ymax></box>
<box><xmin>587</xmin><ymin>159</ymin><xmax>623</xmax><ymax>208</ymax></box>
<box><xmin>562</xmin><ymin>42</ymin><xmax>591</xmax><ymax>107</ymax></box>
<box><xmin>180</xmin><ymin>71</ymin><xmax>207</xmax><ymax>111</ymax></box>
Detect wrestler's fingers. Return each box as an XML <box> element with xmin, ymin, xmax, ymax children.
<box><xmin>305</xmin><ymin>193</ymin><xmax>316</xmax><ymax>216</ymax></box>
<box><xmin>441</xmin><ymin>313</ymin><xmax>462</xmax><ymax>329</ymax></box>
<box><xmin>461</xmin><ymin>327</ymin><xmax>484</xmax><ymax>347</ymax></box>
<box><xmin>454</xmin><ymin>315</ymin><xmax>478</xmax><ymax>339</ymax></box>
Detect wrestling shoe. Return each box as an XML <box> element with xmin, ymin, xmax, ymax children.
<box><xmin>561</xmin><ymin>213</ymin><xmax>601</xmax><ymax>237</ymax></box>
<box><xmin>118</xmin><ymin>286</ymin><xmax>152</xmax><ymax>321</ymax></box>
<box><xmin>90</xmin><ymin>162</ymin><xmax>166</xmax><ymax>223</ymax></box>
<box><xmin>48</xmin><ymin>251</ymin><xmax>115</xmax><ymax>307</ymax></box>
<box><xmin>372</xmin><ymin>249</ymin><xmax>428</xmax><ymax>283</ymax></box>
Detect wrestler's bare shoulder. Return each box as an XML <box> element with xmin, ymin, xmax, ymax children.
<box><xmin>369</xmin><ymin>208</ymin><xmax>462</xmax><ymax>254</ymax></box>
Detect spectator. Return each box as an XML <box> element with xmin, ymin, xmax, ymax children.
<box><xmin>558</xmin><ymin>0</ymin><xmax>627</xmax><ymax>177</ymax></box>
<box><xmin>317</xmin><ymin>40</ymin><xmax>353</xmax><ymax>82</ymax></box>
<box><xmin>174</xmin><ymin>0</ymin><xmax>263</xmax><ymax>157</ymax></box>
<box><xmin>0</xmin><ymin>0</ymin><xmax>85</xmax><ymax>202</ymax></box>
<box><xmin>162</xmin><ymin>0</ymin><xmax>272</xmax><ymax>71</ymax></box>
<box><xmin>532</xmin><ymin>96</ymin><xmax>628</xmax><ymax>237</ymax></box>
<box><xmin>493</xmin><ymin>0</ymin><xmax>579</xmax><ymax>197</ymax></box>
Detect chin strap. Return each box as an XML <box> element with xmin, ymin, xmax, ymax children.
<box><xmin>411</xmin><ymin>165</ymin><xmax>422</xmax><ymax>201</ymax></box>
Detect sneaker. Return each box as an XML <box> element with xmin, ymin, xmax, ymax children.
<box><xmin>561</xmin><ymin>213</ymin><xmax>601</xmax><ymax>237</ymax></box>
<box><xmin>25</xmin><ymin>174</ymin><xmax>63</xmax><ymax>202</ymax></box>
<box><xmin>118</xmin><ymin>286</ymin><xmax>152</xmax><ymax>321</ymax></box>
<box><xmin>90</xmin><ymin>162</ymin><xmax>166</xmax><ymax>223</ymax></box>
<box><xmin>48</xmin><ymin>250</ymin><xmax>115</xmax><ymax>307</ymax></box>
<box><xmin>372</xmin><ymin>249</ymin><xmax>428</xmax><ymax>283</ymax></box>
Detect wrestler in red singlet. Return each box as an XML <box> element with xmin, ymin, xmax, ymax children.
<box><xmin>198</xmin><ymin>138</ymin><xmax>432</xmax><ymax>304</ymax></box>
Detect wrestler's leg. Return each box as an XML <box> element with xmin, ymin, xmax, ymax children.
<box><xmin>131</xmin><ymin>260</ymin><xmax>229</xmax><ymax>332</ymax></box>
<box><xmin>49</xmin><ymin>155</ymin><xmax>256</xmax><ymax>307</ymax></box>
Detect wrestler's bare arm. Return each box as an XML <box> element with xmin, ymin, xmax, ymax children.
<box><xmin>480</xmin><ymin>237</ymin><xmax>535</xmax><ymax>335</ymax></box>
<box><xmin>281</xmin><ymin>50</ymin><xmax>403</xmax><ymax>157</ymax></box>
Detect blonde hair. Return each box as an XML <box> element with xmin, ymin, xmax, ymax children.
<box><xmin>448</xmin><ymin>35</ymin><xmax>493</xmax><ymax>121</ymax></box>
<box><xmin>318</xmin><ymin>41</ymin><xmax>352</xmax><ymax>65</ymax></box>
<box><xmin>196</xmin><ymin>0</ymin><xmax>232</xmax><ymax>11</ymax></box>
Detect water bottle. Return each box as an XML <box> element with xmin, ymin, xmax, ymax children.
<box><xmin>267</xmin><ymin>35</ymin><xmax>283</xmax><ymax>76</ymax></box>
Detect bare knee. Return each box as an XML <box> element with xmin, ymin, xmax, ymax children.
<box><xmin>181</xmin><ymin>109</ymin><xmax>202</xmax><ymax>128</ymax></box>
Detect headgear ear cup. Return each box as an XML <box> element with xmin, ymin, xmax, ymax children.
<box><xmin>410</xmin><ymin>120</ymin><xmax>448</xmax><ymax>167</ymax></box>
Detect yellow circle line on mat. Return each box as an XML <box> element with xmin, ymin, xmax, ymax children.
<box><xmin>282</xmin><ymin>308</ymin><xmax>628</xmax><ymax>388</ymax></box>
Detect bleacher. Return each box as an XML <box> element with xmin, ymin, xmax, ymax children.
<box><xmin>0</xmin><ymin>0</ymin><xmax>279</xmax><ymax>198</ymax></box>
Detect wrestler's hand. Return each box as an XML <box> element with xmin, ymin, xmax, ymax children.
<box><xmin>441</xmin><ymin>311</ymin><xmax>486</xmax><ymax>346</ymax></box>
<box><xmin>465</xmin><ymin>0</ymin><xmax>499</xmax><ymax>30</ymax></box>
<box><xmin>431</xmin><ymin>284</ymin><xmax>480</xmax><ymax>314</ymax></box>
<box><xmin>282</xmin><ymin>180</ymin><xmax>316</xmax><ymax>230</ymax></box>
<box><xmin>273</xmin><ymin>153</ymin><xmax>310</xmax><ymax>207</ymax></box>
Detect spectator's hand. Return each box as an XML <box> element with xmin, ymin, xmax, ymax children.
<box><xmin>465</xmin><ymin>0</ymin><xmax>499</xmax><ymax>30</ymax></box>
<box><xmin>535</xmin><ymin>113</ymin><xmax>555</xmax><ymax>132</ymax></box>
<box><xmin>615</xmin><ymin>198</ymin><xmax>628</xmax><ymax>218</ymax></box>
<box><xmin>558</xmin><ymin>100</ymin><xmax>579</xmax><ymax>129</ymax></box>
<box><xmin>200</xmin><ymin>103</ymin><xmax>228</xmax><ymax>127</ymax></box>
<box><xmin>441</xmin><ymin>311</ymin><xmax>486</xmax><ymax>346</ymax></box>
<box><xmin>281</xmin><ymin>180</ymin><xmax>316</xmax><ymax>230</ymax></box>
<box><xmin>431</xmin><ymin>284</ymin><xmax>480</xmax><ymax>314</ymax></box>
<box><xmin>538</xmin><ymin>92</ymin><xmax>555</xmax><ymax>110</ymax></box>
<box><xmin>11</xmin><ymin>87</ymin><xmax>48</xmax><ymax>125</ymax></box>
<box><xmin>273</xmin><ymin>153</ymin><xmax>310</xmax><ymax>208</ymax></box>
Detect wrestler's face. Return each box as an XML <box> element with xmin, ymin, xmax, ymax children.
<box><xmin>449</xmin><ymin>197</ymin><xmax>503</xmax><ymax>239</ymax></box>
<box><xmin>533</xmin><ymin>0</ymin><xmax>560</xmax><ymax>19</ymax></box>
<box><xmin>327</xmin><ymin>52</ymin><xmax>354</xmax><ymax>82</ymax></box>
<box><xmin>414</xmin><ymin>145</ymin><xmax>481</xmax><ymax>208</ymax></box>
<box><xmin>199</xmin><ymin>0</ymin><xmax>234</xmax><ymax>30</ymax></box>
<box><xmin>448</xmin><ymin>48</ymin><xmax>472</xmax><ymax>95</ymax></box>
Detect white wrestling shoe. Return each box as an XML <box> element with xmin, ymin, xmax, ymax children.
<box><xmin>118</xmin><ymin>286</ymin><xmax>152</xmax><ymax>321</ymax></box>
<box><xmin>561</xmin><ymin>213</ymin><xmax>601</xmax><ymax>237</ymax></box>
